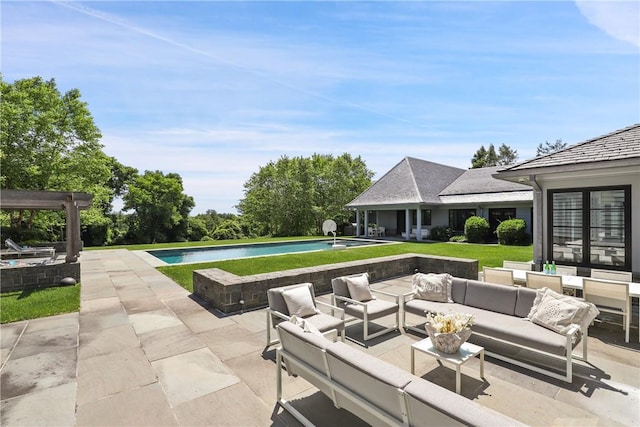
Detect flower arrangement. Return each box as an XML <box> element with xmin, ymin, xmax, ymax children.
<box><xmin>425</xmin><ymin>310</ymin><xmax>474</xmax><ymax>333</ymax></box>
<box><xmin>425</xmin><ymin>311</ymin><xmax>474</xmax><ymax>353</ymax></box>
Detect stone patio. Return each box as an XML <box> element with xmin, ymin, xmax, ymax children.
<box><xmin>1</xmin><ymin>249</ymin><xmax>639</xmax><ymax>426</ymax></box>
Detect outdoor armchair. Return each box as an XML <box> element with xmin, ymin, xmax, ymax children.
<box><xmin>266</xmin><ymin>282</ymin><xmax>345</xmax><ymax>346</ymax></box>
<box><xmin>482</xmin><ymin>267</ymin><xmax>514</xmax><ymax>286</ymax></box>
<box><xmin>331</xmin><ymin>273</ymin><xmax>400</xmax><ymax>342</ymax></box>
<box><xmin>526</xmin><ymin>271</ymin><xmax>563</xmax><ymax>294</ymax></box>
<box><xmin>582</xmin><ymin>278</ymin><xmax>631</xmax><ymax>343</ymax></box>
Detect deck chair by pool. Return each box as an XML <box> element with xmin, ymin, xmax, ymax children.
<box><xmin>331</xmin><ymin>273</ymin><xmax>400</xmax><ymax>342</ymax></box>
<box><xmin>5</xmin><ymin>238</ymin><xmax>55</xmax><ymax>258</ymax></box>
<box><xmin>266</xmin><ymin>282</ymin><xmax>345</xmax><ymax>346</ymax></box>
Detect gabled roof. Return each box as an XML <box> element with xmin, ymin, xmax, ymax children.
<box><xmin>500</xmin><ymin>123</ymin><xmax>640</xmax><ymax>173</ymax></box>
<box><xmin>346</xmin><ymin>157</ymin><xmax>465</xmax><ymax>207</ymax></box>
<box><xmin>440</xmin><ymin>166</ymin><xmax>530</xmax><ymax>195</ymax></box>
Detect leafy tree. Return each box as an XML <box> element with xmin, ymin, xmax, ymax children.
<box><xmin>122</xmin><ymin>170</ymin><xmax>195</xmax><ymax>243</ymax></box>
<box><xmin>212</xmin><ymin>218</ymin><xmax>244</xmax><ymax>240</ymax></box>
<box><xmin>536</xmin><ymin>139</ymin><xmax>566</xmax><ymax>156</ymax></box>
<box><xmin>0</xmin><ymin>75</ymin><xmax>115</xmax><ymax>241</ymax></box>
<box><xmin>237</xmin><ymin>154</ymin><xmax>373</xmax><ymax>237</ymax></box>
<box><xmin>471</xmin><ymin>143</ymin><xmax>518</xmax><ymax>168</ymax></box>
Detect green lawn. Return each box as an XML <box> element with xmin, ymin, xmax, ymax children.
<box><xmin>1</xmin><ymin>238</ymin><xmax>532</xmax><ymax>323</ymax></box>
<box><xmin>158</xmin><ymin>240</ymin><xmax>533</xmax><ymax>292</ymax></box>
<box><xmin>0</xmin><ymin>285</ymin><xmax>80</xmax><ymax>324</ymax></box>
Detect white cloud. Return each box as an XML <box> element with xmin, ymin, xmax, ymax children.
<box><xmin>575</xmin><ymin>0</ymin><xmax>640</xmax><ymax>48</ymax></box>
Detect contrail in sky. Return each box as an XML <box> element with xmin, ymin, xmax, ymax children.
<box><xmin>51</xmin><ymin>0</ymin><xmax>430</xmax><ymax>128</ymax></box>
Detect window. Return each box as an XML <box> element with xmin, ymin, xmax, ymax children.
<box><xmin>449</xmin><ymin>209</ymin><xmax>476</xmax><ymax>232</ymax></box>
<box><xmin>412</xmin><ymin>209</ymin><xmax>432</xmax><ymax>227</ymax></box>
<box><xmin>489</xmin><ymin>208</ymin><xmax>516</xmax><ymax>235</ymax></box>
<box><xmin>549</xmin><ymin>186</ymin><xmax>630</xmax><ymax>270</ymax></box>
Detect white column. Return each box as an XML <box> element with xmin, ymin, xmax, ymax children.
<box><xmin>405</xmin><ymin>209</ymin><xmax>411</xmax><ymax>241</ymax></box>
<box><xmin>416</xmin><ymin>208</ymin><xmax>423</xmax><ymax>241</ymax></box>
<box><xmin>356</xmin><ymin>210</ymin><xmax>361</xmax><ymax>237</ymax></box>
<box><xmin>364</xmin><ymin>211</ymin><xmax>370</xmax><ymax>237</ymax></box>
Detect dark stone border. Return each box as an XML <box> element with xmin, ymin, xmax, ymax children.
<box><xmin>193</xmin><ymin>253</ymin><xmax>478</xmax><ymax>314</ymax></box>
<box><xmin>0</xmin><ymin>262</ymin><xmax>80</xmax><ymax>292</ymax></box>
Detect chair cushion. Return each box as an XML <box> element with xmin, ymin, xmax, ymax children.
<box><xmin>412</xmin><ymin>273</ymin><xmax>453</xmax><ymax>303</ymax></box>
<box><xmin>345</xmin><ymin>274</ymin><xmax>374</xmax><ymax>302</ymax></box>
<box><xmin>331</xmin><ymin>273</ymin><xmax>369</xmax><ymax>298</ymax></box>
<box><xmin>305</xmin><ymin>312</ymin><xmax>345</xmax><ymax>333</ymax></box>
<box><xmin>288</xmin><ymin>315</ymin><xmax>322</xmax><ymax>335</ymax></box>
<box><xmin>281</xmin><ymin>285</ymin><xmax>318</xmax><ymax>318</ymax></box>
<box><xmin>344</xmin><ymin>299</ymin><xmax>399</xmax><ymax>321</ymax></box>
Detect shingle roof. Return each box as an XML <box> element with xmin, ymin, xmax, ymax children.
<box><xmin>440</xmin><ymin>166</ymin><xmax>531</xmax><ymax>195</ymax></box>
<box><xmin>346</xmin><ymin>157</ymin><xmax>465</xmax><ymax>207</ymax></box>
<box><xmin>501</xmin><ymin>123</ymin><xmax>640</xmax><ymax>172</ymax></box>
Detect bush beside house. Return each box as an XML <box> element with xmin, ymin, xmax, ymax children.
<box><xmin>496</xmin><ymin>218</ymin><xmax>529</xmax><ymax>245</ymax></box>
<box><xmin>464</xmin><ymin>216</ymin><xmax>489</xmax><ymax>243</ymax></box>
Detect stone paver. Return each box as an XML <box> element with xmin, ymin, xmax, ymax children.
<box><xmin>1</xmin><ymin>248</ymin><xmax>639</xmax><ymax>427</ymax></box>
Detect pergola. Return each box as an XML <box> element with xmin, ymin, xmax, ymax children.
<box><xmin>1</xmin><ymin>190</ymin><xmax>93</xmax><ymax>263</ymax></box>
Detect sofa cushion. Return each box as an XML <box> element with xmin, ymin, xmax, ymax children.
<box><xmin>404</xmin><ymin>378</ymin><xmax>525</xmax><ymax>427</ymax></box>
<box><xmin>469</xmin><ymin>308</ymin><xmax>573</xmax><ymax>355</ymax></box>
<box><xmin>277</xmin><ymin>320</ymin><xmax>331</xmax><ymax>373</ymax></box>
<box><xmin>514</xmin><ymin>286</ymin><xmax>537</xmax><ymax>318</ymax></box>
<box><xmin>464</xmin><ymin>280</ymin><xmax>518</xmax><ymax>316</ymax></box>
<box><xmin>451</xmin><ymin>277</ymin><xmax>468</xmax><ymax>304</ymax></box>
<box><xmin>404</xmin><ymin>299</ymin><xmax>459</xmax><ymax>318</ymax></box>
<box><xmin>281</xmin><ymin>285</ymin><xmax>318</xmax><ymax>318</ymax></box>
<box><xmin>326</xmin><ymin>341</ymin><xmax>413</xmax><ymax>422</ymax></box>
<box><xmin>412</xmin><ymin>273</ymin><xmax>453</xmax><ymax>303</ymax></box>
<box><xmin>345</xmin><ymin>274</ymin><xmax>374</xmax><ymax>302</ymax></box>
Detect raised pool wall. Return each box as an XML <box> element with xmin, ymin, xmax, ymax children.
<box><xmin>193</xmin><ymin>253</ymin><xmax>478</xmax><ymax>314</ymax></box>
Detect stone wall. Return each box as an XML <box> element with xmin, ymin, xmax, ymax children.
<box><xmin>193</xmin><ymin>253</ymin><xmax>478</xmax><ymax>314</ymax></box>
<box><xmin>0</xmin><ymin>262</ymin><xmax>80</xmax><ymax>292</ymax></box>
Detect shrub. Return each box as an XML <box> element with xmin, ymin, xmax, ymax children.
<box><xmin>464</xmin><ymin>216</ymin><xmax>489</xmax><ymax>243</ymax></box>
<box><xmin>449</xmin><ymin>235</ymin><xmax>466</xmax><ymax>243</ymax></box>
<box><xmin>496</xmin><ymin>218</ymin><xmax>529</xmax><ymax>245</ymax></box>
<box><xmin>429</xmin><ymin>226</ymin><xmax>454</xmax><ymax>242</ymax></box>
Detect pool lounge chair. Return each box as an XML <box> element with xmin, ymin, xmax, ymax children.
<box><xmin>5</xmin><ymin>238</ymin><xmax>55</xmax><ymax>258</ymax></box>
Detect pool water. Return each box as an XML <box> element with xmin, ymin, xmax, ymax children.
<box><xmin>148</xmin><ymin>239</ymin><xmax>386</xmax><ymax>264</ymax></box>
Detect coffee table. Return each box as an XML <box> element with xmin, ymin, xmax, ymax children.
<box><xmin>411</xmin><ymin>338</ymin><xmax>484</xmax><ymax>394</ymax></box>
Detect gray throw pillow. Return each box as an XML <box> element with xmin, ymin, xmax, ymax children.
<box><xmin>281</xmin><ymin>286</ymin><xmax>318</xmax><ymax>318</ymax></box>
<box><xmin>345</xmin><ymin>274</ymin><xmax>374</xmax><ymax>302</ymax></box>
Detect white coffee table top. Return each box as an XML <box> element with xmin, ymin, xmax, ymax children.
<box><xmin>412</xmin><ymin>337</ymin><xmax>484</xmax><ymax>364</ymax></box>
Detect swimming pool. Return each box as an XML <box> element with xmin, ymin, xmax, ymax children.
<box><xmin>147</xmin><ymin>239</ymin><xmax>388</xmax><ymax>264</ymax></box>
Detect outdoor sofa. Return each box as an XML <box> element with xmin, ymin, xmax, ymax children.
<box><xmin>403</xmin><ymin>274</ymin><xmax>598</xmax><ymax>383</ymax></box>
<box><xmin>276</xmin><ymin>319</ymin><xmax>524</xmax><ymax>427</ymax></box>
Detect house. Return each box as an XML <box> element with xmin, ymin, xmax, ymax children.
<box><xmin>346</xmin><ymin>157</ymin><xmax>533</xmax><ymax>240</ymax></box>
<box><xmin>495</xmin><ymin>123</ymin><xmax>640</xmax><ymax>278</ymax></box>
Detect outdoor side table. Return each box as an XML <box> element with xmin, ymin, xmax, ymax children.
<box><xmin>411</xmin><ymin>337</ymin><xmax>485</xmax><ymax>394</ymax></box>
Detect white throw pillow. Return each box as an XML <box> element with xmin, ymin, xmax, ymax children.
<box><xmin>528</xmin><ymin>288</ymin><xmax>599</xmax><ymax>334</ymax></box>
<box><xmin>412</xmin><ymin>273</ymin><xmax>453</xmax><ymax>303</ymax></box>
<box><xmin>289</xmin><ymin>315</ymin><xmax>322</xmax><ymax>335</ymax></box>
<box><xmin>281</xmin><ymin>285</ymin><xmax>318</xmax><ymax>318</ymax></box>
<box><xmin>345</xmin><ymin>274</ymin><xmax>374</xmax><ymax>302</ymax></box>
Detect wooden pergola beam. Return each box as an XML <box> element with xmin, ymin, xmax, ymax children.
<box><xmin>1</xmin><ymin>190</ymin><xmax>93</xmax><ymax>263</ymax></box>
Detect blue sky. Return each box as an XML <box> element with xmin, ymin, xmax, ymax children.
<box><xmin>2</xmin><ymin>1</ymin><xmax>639</xmax><ymax>214</ymax></box>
